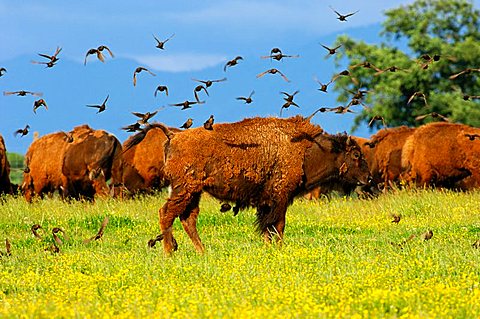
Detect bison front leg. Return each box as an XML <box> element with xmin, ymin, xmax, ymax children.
<box><xmin>179</xmin><ymin>193</ymin><xmax>204</xmax><ymax>253</ymax></box>
<box><xmin>257</xmin><ymin>202</ymin><xmax>288</xmax><ymax>244</ymax></box>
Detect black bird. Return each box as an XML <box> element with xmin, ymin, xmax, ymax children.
<box><xmin>203</xmin><ymin>115</ymin><xmax>214</xmax><ymax>130</ymax></box>
<box><xmin>192</xmin><ymin>77</ymin><xmax>227</xmax><ymax>88</ymax></box>
<box><xmin>31</xmin><ymin>60</ymin><xmax>57</xmax><ymax>68</ymax></box>
<box><xmin>256</xmin><ymin>68</ymin><xmax>290</xmax><ymax>82</ymax></box>
<box><xmin>329</xmin><ymin>6</ymin><xmax>359</xmax><ymax>21</ymax></box>
<box><xmin>154</xmin><ymin>85</ymin><xmax>169</xmax><ymax>97</ymax></box>
<box><xmin>4</xmin><ymin>90</ymin><xmax>42</xmax><ymax>97</ymax></box>
<box><xmin>84</xmin><ymin>217</ymin><xmax>109</xmax><ymax>243</ymax></box>
<box><xmin>0</xmin><ymin>67</ymin><xmax>6</xmax><ymax>77</ymax></box>
<box><xmin>86</xmin><ymin>95</ymin><xmax>109</xmax><ymax>113</ymax></box>
<box><xmin>133</xmin><ymin>67</ymin><xmax>156</xmax><ymax>86</ymax></box>
<box><xmin>270</xmin><ymin>47</ymin><xmax>282</xmax><ymax>55</ymax></box>
<box><xmin>14</xmin><ymin>125</ymin><xmax>30</xmax><ymax>137</ymax></box>
<box><xmin>374</xmin><ymin>66</ymin><xmax>410</xmax><ymax>76</ymax></box>
<box><xmin>194</xmin><ymin>85</ymin><xmax>209</xmax><ymax>103</ymax></box>
<box><xmin>281</xmin><ymin>90</ymin><xmax>299</xmax><ymax>103</ymax></box>
<box><xmin>314</xmin><ymin>77</ymin><xmax>331</xmax><ymax>93</ymax></box>
<box><xmin>236</xmin><ymin>90</ymin><xmax>255</xmax><ymax>104</ymax></box>
<box><xmin>170</xmin><ymin>100</ymin><xmax>203</xmax><ymax>110</ymax></box>
<box><xmin>97</xmin><ymin>45</ymin><xmax>114</xmax><ymax>58</ymax></box>
<box><xmin>465</xmin><ymin>133</ymin><xmax>480</xmax><ymax>141</ymax></box>
<box><xmin>415</xmin><ymin>112</ymin><xmax>449</xmax><ymax>122</ymax></box>
<box><xmin>37</xmin><ymin>46</ymin><xmax>62</xmax><ymax>63</ymax></box>
<box><xmin>33</xmin><ymin>99</ymin><xmax>48</xmax><ymax>114</ymax></box>
<box><xmin>153</xmin><ymin>33</ymin><xmax>175</xmax><ymax>50</ymax></box>
<box><xmin>132</xmin><ymin>111</ymin><xmax>158</xmax><ymax>125</ymax></box>
<box><xmin>180</xmin><ymin>118</ymin><xmax>193</xmax><ymax>129</ymax></box>
<box><xmin>320</xmin><ymin>44</ymin><xmax>342</xmax><ymax>58</ymax></box>
<box><xmin>330</xmin><ymin>70</ymin><xmax>356</xmax><ymax>84</ymax></box>
<box><xmin>368</xmin><ymin>115</ymin><xmax>386</xmax><ymax>127</ymax></box>
<box><xmin>122</xmin><ymin>122</ymin><xmax>142</xmax><ymax>132</ymax></box>
<box><xmin>224</xmin><ymin>56</ymin><xmax>243</xmax><ymax>71</ymax></box>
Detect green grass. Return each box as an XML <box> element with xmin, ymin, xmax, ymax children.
<box><xmin>1</xmin><ymin>189</ymin><xmax>480</xmax><ymax>318</ymax></box>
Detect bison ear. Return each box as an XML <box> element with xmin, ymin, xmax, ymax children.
<box><xmin>346</xmin><ymin>136</ymin><xmax>353</xmax><ymax>146</ymax></box>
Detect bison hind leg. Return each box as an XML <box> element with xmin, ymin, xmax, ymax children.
<box><xmin>179</xmin><ymin>192</ymin><xmax>204</xmax><ymax>253</ymax></box>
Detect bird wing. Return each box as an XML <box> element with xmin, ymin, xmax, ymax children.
<box><xmin>38</xmin><ymin>53</ymin><xmax>52</xmax><ymax>59</ymax></box>
<box><xmin>103</xmin><ymin>95</ymin><xmax>109</xmax><ymax>105</ymax></box>
<box><xmin>344</xmin><ymin>10</ymin><xmax>359</xmax><ymax>18</ymax></box>
<box><xmin>256</xmin><ymin>70</ymin><xmax>269</xmax><ymax>78</ymax></box>
<box><xmin>103</xmin><ymin>46</ymin><xmax>114</xmax><ymax>57</ymax></box>
<box><xmin>133</xmin><ymin>73</ymin><xmax>137</xmax><ymax>86</ymax></box>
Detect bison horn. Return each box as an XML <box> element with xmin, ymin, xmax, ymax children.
<box><xmin>339</xmin><ymin>162</ymin><xmax>348</xmax><ymax>176</ymax></box>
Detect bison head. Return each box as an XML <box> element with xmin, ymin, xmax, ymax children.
<box><xmin>338</xmin><ymin>136</ymin><xmax>371</xmax><ymax>186</ymax></box>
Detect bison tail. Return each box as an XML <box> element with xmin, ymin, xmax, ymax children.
<box><xmin>123</xmin><ymin>122</ymin><xmax>174</xmax><ymax>154</ymax></box>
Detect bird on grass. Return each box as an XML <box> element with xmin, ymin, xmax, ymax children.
<box><xmin>52</xmin><ymin>227</ymin><xmax>68</xmax><ymax>246</ymax></box>
<box><xmin>31</xmin><ymin>224</ymin><xmax>44</xmax><ymax>239</ymax></box>
<box><xmin>220</xmin><ymin>203</ymin><xmax>232</xmax><ymax>212</ymax></box>
<box><xmin>86</xmin><ymin>95</ymin><xmax>109</xmax><ymax>113</ymax></box>
<box><xmin>84</xmin><ymin>217</ymin><xmax>109</xmax><ymax>243</ymax></box>
<box><xmin>391</xmin><ymin>214</ymin><xmax>401</xmax><ymax>224</ymax></box>
<box><xmin>148</xmin><ymin>234</ymin><xmax>164</xmax><ymax>248</ymax></box>
<box><xmin>180</xmin><ymin>118</ymin><xmax>193</xmax><ymax>129</ymax></box>
<box><xmin>236</xmin><ymin>90</ymin><xmax>255</xmax><ymax>104</ymax></box>
<box><xmin>33</xmin><ymin>99</ymin><xmax>48</xmax><ymax>114</ymax></box>
<box><xmin>153</xmin><ymin>33</ymin><xmax>175</xmax><ymax>50</ymax></box>
<box><xmin>14</xmin><ymin>125</ymin><xmax>30</xmax><ymax>137</ymax></box>
<box><xmin>203</xmin><ymin>115</ymin><xmax>214</xmax><ymax>130</ymax></box>
<box><xmin>133</xmin><ymin>67</ymin><xmax>156</xmax><ymax>86</ymax></box>
<box><xmin>329</xmin><ymin>6</ymin><xmax>359</xmax><ymax>21</ymax></box>
<box><xmin>0</xmin><ymin>238</ymin><xmax>11</xmax><ymax>257</ymax></box>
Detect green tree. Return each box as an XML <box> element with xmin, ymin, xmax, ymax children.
<box><xmin>333</xmin><ymin>0</ymin><xmax>480</xmax><ymax>130</ymax></box>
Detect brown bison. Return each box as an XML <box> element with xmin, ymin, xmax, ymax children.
<box><xmin>22</xmin><ymin>125</ymin><xmax>123</xmax><ymax>201</ymax></box>
<box><xmin>142</xmin><ymin>116</ymin><xmax>370</xmax><ymax>254</ymax></box>
<box><xmin>304</xmin><ymin>136</ymin><xmax>373</xmax><ymax>199</ymax></box>
<box><xmin>366</xmin><ymin>126</ymin><xmax>416</xmax><ymax>188</ymax></box>
<box><xmin>22</xmin><ymin>131</ymin><xmax>71</xmax><ymax>202</ymax></box>
<box><xmin>401</xmin><ymin>122</ymin><xmax>480</xmax><ymax>188</ymax></box>
<box><xmin>121</xmin><ymin>124</ymin><xmax>180</xmax><ymax>194</ymax></box>
<box><xmin>0</xmin><ymin>135</ymin><xmax>13</xmax><ymax>195</ymax></box>
<box><xmin>62</xmin><ymin>125</ymin><xmax>123</xmax><ymax>200</ymax></box>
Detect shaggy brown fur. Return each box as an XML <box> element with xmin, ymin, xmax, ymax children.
<box><xmin>157</xmin><ymin>116</ymin><xmax>370</xmax><ymax>254</ymax></box>
<box><xmin>304</xmin><ymin>136</ymin><xmax>372</xmax><ymax>199</ymax></box>
<box><xmin>401</xmin><ymin>122</ymin><xmax>480</xmax><ymax>188</ymax></box>
<box><xmin>22</xmin><ymin>132</ymin><xmax>70</xmax><ymax>202</ymax></box>
<box><xmin>122</xmin><ymin>124</ymin><xmax>180</xmax><ymax>194</ymax></box>
<box><xmin>367</xmin><ymin>126</ymin><xmax>416</xmax><ymax>187</ymax></box>
<box><xmin>62</xmin><ymin>125</ymin><xmax>123</xmax><ymax>200</ymax></box>
<box><xmin>0</xmin><ymin>135</ymin><xmax>12</xmax><ymax>195</ymax></box>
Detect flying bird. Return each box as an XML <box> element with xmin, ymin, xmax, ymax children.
<box><xmin>368</xmin><ymin>115</ymin><xmax>386</xmax><ymax>127</ymax></box>
<box><xmin>154</xmin><ymin>85</ymin><xmax>169</xmax><ymax>97</ymax></box>
<box><xmin>314</xmin><ymin>77</ymin><xmax>331</xmax><ymax>93</ymax></box>
<box><xmin>270</xmin><ymin>47</ymin><xmax>282</xmax><ymax>55</ymax></box>
<box><xmin>320</xmin><ymin>44</ymin><xmax>342</xmax><ymax>58</ymax></box>
<box><xmin>236</xmin><ymin>90</ymin><xmax>255</xmax><ymax>104</ymax></box>
<box><xmin>170</xmin><ymin>100</ymin><xmax>204</xmax><ymax>110</ymax></box>
<box><xmin>349</xmin><ymin>61</ymin><xmax>381</xmax><ymax>71</ymax></box>
<box><xmin>153</xmin><ymin>33</ymin><xmax>175</xmax><ymax>50</ymax></box>
<box><xmin>132</xmin><ymin>111</ymin><xmax>158</xmax><ymax>125</ymax></box>
<box><xmin>32</xmin><ymin>46</ymin><xmax>62</xmax><ymax>67</ymax></box>
<box><xmin>224</xmin><ymin>56</ymin><xmax>243</xmax><ymax>71</ymax></box>
<box><xmin>4</xmin><ymin>90</ymin><xmax>42</xmax><ymax>97</ymax></box>
<box><xmin>14</xmin><ymin>125</ymin><xmax>30</xmax><ymax>137</ymax></box>
<box><xmin>203</xmin><ymin>115</ymin><xmax>214</xmax><ymax>130</ymax></box>
<box><xmin>194</xmin><ymin>85</ymin><xmax>209</xmax><ymax>103</ymax></box>
<box><xmin>192</xmin><ymin>77</ymin><xmax>227</xmax><ymax>88</ymax></box>
<box><xmin>180</xmin><ymin>118</ymin><xmax>193</xmax><ymax>129</ymax></box>
<box><xmin>84</xmin><ymin>48</ymin><xmax>104</xmax><ymax>65</ymax></box>
<box><xmin>449</xmin><ymin>68</ymin><xmax>480</xmax><ymax>80</ymax></box>
<box><xmin>465</xmin><ymin>133</ymin><xmax>480</xmax><ymax>141</ymax></box>
<box><xmin>86</xmin><ymin>95</ymin><xmax>109</xmax><ymax>113</ymax></box>
<box><xmin>133</xmin><ymin>67</ymin><xmax>156</xmax><ymax>86</ymax></box>
<box><xmin>329</xmin><ymin>6</ymin><xmax>359</xmax><ymax>21</ymax></box>
<box><xmin>261</xmin><ymin>53</ymin><xmax>300</xmax><ymax>61</ymax></box>
<box><xmin>31</xmin><ymin>60</ymin><xmax>57</xmax><ymax>68</ymax></box>
<box><xmin>122</xmin><ymin>122</ymin><xmax>142</xmax><ymax>132</ymax></box>
<box><xmin>256</xmin><ymin>68</ymin><xmax>290</xmax><ymax>82</ymax></box>
<box><xmin>374</xmin><ymin>66</ymin><xmax>410</xmax><ymax>76</ymax></box>
<box><xmin>330</xmin><ymin>70</ymin><xmax>358</xmax><ymax>84</ymax></box>
<box><xmin>407</xmin><ymin>91</ymin><xmax>428</xmax><ymax>106</ymax></box>
<box><xmin>0</xmin><ymin>67</ymin><xmax>6</xmax><ymax>77</ymax></box>
<box><xmin>322</xmin><ymin>106</ymin><xmax>355</xmax><ymax>114</ymax></box>
<box><xmin>415</xmin><ymin>112</ymin><xmax>449</xmax><ymax>122</ymax></box>
<box><xmin>97</xmin><ymin>45</ymin><xmax>114</xmax><ymax>58</ymax></box>
<box><xmin>33</xmin><ymin>99</ymin><xmax>48</xmax><ymax>113</ymax></box>
<box><xmin>84</xmin><ymin>217</ymin><xmax>109</xmax><ymax>243</ymax></box>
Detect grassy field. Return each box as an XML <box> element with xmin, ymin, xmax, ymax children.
<box><xmin>1</xmin><ymin>189</ymin><xmax>480</xmax><ymax>318</ymax></box>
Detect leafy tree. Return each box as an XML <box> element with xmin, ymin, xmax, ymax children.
<box><xmin>333</xmin><ymin>0</ymin><xmax>480</xmax><ymax>130</ymax></box>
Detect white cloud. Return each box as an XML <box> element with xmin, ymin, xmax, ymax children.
<box><xmin>126</xmin><ymin>53</ymin><xmax>228</xmax><ymax>73</ymax></box>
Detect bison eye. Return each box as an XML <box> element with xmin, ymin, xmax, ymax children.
<box><xmin>352</xmin><ymin>151</ymin><xmax>360</xmax><ymax>159</ymax></box>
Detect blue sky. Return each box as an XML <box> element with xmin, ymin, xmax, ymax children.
<box><xmin>2</xmin><ymin>0</ymin><xmax>470</xmax><ymax>155</ymax></box>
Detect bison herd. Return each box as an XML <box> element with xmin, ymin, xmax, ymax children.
<box><xmin>1</xmin><ymin>117</ymin><xmax>480</xmax><ymax>253</ymax></box>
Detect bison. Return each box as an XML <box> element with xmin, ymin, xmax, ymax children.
<box><xmin>366</xmin><ymin>126</ymin><xmax>416</xmax><ymax>188</ymax></box>
<box><xmin>121</xmin><ymin>124</ymin><xmax>181</xmax><ymax>195</ymax></box>
<box><xmin>142</xmin><ymin>116</ymin><xmax>370</xmax><ymax>254</ymax></box>
<box><xmin>0</xmin><ymin>135</ymin><xmax>13</xmax><ymax>195</ymax></box>
<box><xmin>22</xmin><ymin>125</ymin><xmax>123</xmax><ymax>201</ymax></box>
<box><xmin>62</xmin><ymin>125</ymin><xmax>123</xmax><ymax>200</ymax></box>
<box><xmin>401</xmin><ymin>122</ymin><xmax>480</xmax><ymax>189</ymax></box>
